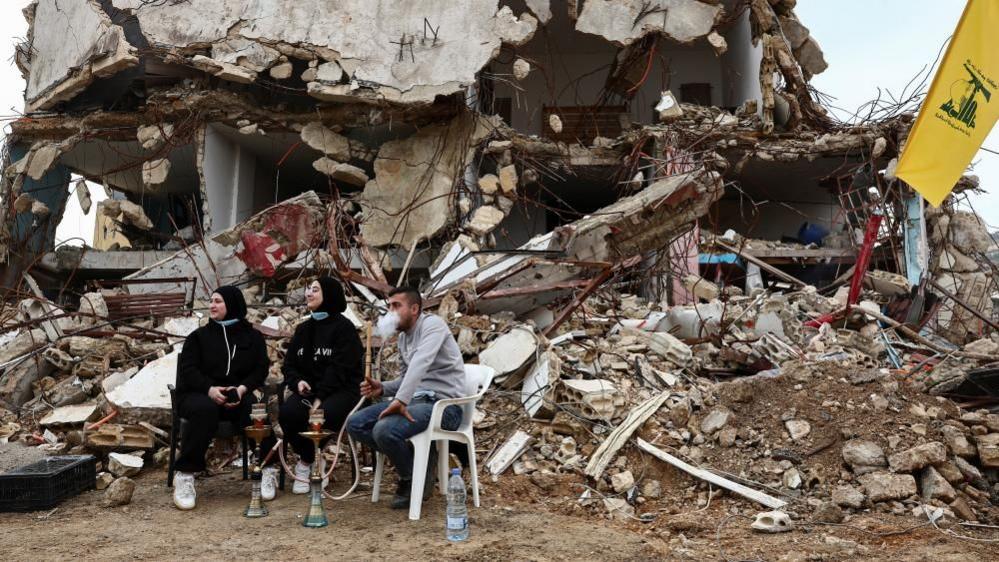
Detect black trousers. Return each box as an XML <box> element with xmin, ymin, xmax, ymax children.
<box><xmin>279</xmin><ymin>391</ymin><xmax>359</xmax><ymax>463</ymax></box>
<box><xmin>175</xmin><ymin>392</ymin><xmax>275</xmax><ymax>473</ymax></box>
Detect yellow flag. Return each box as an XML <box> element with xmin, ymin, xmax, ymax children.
<box><xmin>896</xmin><ymin>0</ymin><xmax>999</xmax><ymax>207</ymax></box>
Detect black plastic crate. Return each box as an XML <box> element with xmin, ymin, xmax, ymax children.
<box><xmin>0</xmin><ymin>455</ymin><xmax>96</xmax><ymax>512</ymax></box>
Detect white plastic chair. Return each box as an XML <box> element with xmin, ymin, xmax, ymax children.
<box><xmin>371</xmin><ymin>364</ymin><xmax>495</xmax><ymax>520</ymax></box>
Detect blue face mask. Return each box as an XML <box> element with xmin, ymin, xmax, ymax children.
<box><xmin>214</xmin><ymin>318</ymin><xmax>239</xmax><ymax>327</ymax></box>
<box><xmin>311</xmin><ymin>311</ymin><xmax>330</xmax><ymax>321</ymax></box>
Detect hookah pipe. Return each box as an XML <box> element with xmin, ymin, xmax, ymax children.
<box><xmin>266</xmin><ymin>322</ymin><xmax>376</xmax><ymax>500</ymax></box>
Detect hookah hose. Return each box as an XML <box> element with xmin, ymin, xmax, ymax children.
<box><xmin>263</xmin><ymin>322</ymin><xmax>377</xmax><ymax>501</ymax></box>
<box><xmin>265</xmin><ymin>394</ymin><xmax>366</xmax><ymax>501</ymax></box>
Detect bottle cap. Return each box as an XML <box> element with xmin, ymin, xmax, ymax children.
<box><xmin>451</xmin><ymin>468</ymin><xmax>460</xmax><ymax>475</ymax></box>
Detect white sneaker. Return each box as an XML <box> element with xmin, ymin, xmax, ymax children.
<box><xmin>292</xmin><ymin>461</ymin><xmax>310</xmax><ymax>494</ymax></box>
<box><xmin>261</xmin><ymin>466</ymin><xmax>278</xmax><ymax>501</ymax></box>
<box><xmin>173</xmin><ymin>472</ymin><xmax>196</xmax><ymax>510</ymax></box>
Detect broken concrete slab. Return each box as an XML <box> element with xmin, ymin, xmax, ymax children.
<box><xmin>116</xmin><ymin>1</ymin><xmax>536</xmax><ymax>103</ymax></box>
<box><xmin>126</xmin><ymin>191</ymin><xmax>324</xmax><ymax>296</ymax></box>
<box><xmin>887</xmin><ymin>442</ymin><xmax>947</xmax><ymax>473</ymax></box>
<box><xmin>486</xmin><ymin>430</ymin><xmax>533</xmax><ymax>476</ymax></box>
<box><xmin>39</xmin><ymin>403</ymin><xmax>99</xmax><ymax>428</ymax></box>
<box><xmin>429</xmin><ymin>170</ymin><xmax>722</xmax><ymax>316</ymax></box>
<box><xmin>522</xmin><ymin>349</ymin><xmax>560</xmax><ymax>418</ymax></box>
<box><xmin>300</xmin><ymin>123</ymin><xmax>351</xmax><ymax>161</ymax></box>
<box><xmin>832</xmin><ymin>485</ymin><xmax>865</xmax><ymax>509</ymax></box>
<box><xmin>467</xmin><ymin>206</ymin><xmax>506</xmax><ymax>236</ymax></box>
<box><xmin>561</xmin><ymin>379</ymin><xmax>624</xmax><ymax>421</ymax></box>
<box><xmin>141</xmin><ymin>158</ymin><xmax>171</xmax><ymax>188</ymax></box>
<box><xmin>611</xmin><ymin>470</ymin><xmax>635</xmax><ymax>494</ymax></box>
<box><xmin>107</xmin><ymin>452</ymin><xmax>143</xmax><ymax>477</ymax></box>
<box><xmin>313</xmin><ymin>158</ymin><xmax>369</xmax><ymax>186</ymax></box>
<box><xmin>360</xmin><ymin>113</ymin><xmax>497</xmax><ymax>248</ymax></box>
<box><xmin>919</xmin><ymin>466</ymin><xmax>956</xmax><ymax>502</ymax></box>
<box><xmin>976</xmin><ymin>433</ymin><xmax>999</xmax><ymax>468</ymax></box>
<box><xmin>575</xmin><ymin>0</ymin><xmax>721</xmax><ymax>45</ymax></box>
<box><xmin>498</xmin><ymin>164</ymin><xmax>518</xmax><ymax>194</ymax></box>
<box><xmin>842</xmin><ymin>439</ymin><xmax>887</xmax><ymax>472</ymax></box>
<box><xmin>87</xmin><ymin>424</ymin><xmax>156</xmax><ymax>452</ymax></box>
<box><xmin>104</xmin><ymin>476</ymin><xmax>136</xmax><ymax>507</ymax></box>
<box><xmin>25</xmin><ymin>0</ymin><xmax>138</xmax><ymax>111</ymax></box>
<box><xmin>478</xmin><ymin>327</ymin><xmax>539</xmax><ymax>385</ymax></box>
<box><xmin>104</xmin><ymin>349</ymin><xmax>177</xmax><ymax>425</ymax></box>
<box><xmin>102</xmin><ymin>199</ymin><xmax>153</xmax><ymax>230</ymax></box>
<box><xmin>857</xmin><ymin>472</ymin><xmax>917</xmax><ymax>502</ymax></box>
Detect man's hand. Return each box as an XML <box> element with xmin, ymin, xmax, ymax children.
<box><xmin>311</xmin><ymin>398</ymin><xmax>321</xmax><ymax>410</ymax></box>
<box><xmin>378</xmin><ymin>399</ymin><xmax>415</xmax><ymax>423</ymax></box>
<box><xmin>208</xmin><ymin>386</ymin><xmax>227</xmax><ymax>405</ymax></box>
<box><xmin>360</xmin><ymin>376</ymin><xmax>383</xmax><ymax>399</ymax></box>
<box><xmin>297</xmin><ymin>380</ymin><xmax>312</xmax><ymax>396</ymax></box>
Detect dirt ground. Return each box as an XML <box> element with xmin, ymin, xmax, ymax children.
<box><xmin>2</xmin><ymin>463</ymin><xmax>997</xmax><ymax>561</ymax></box>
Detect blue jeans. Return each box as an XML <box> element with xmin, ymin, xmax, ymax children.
<box><xmin>347</xmin><ymin>397</ymin><xmax>461</xmax><ymax>481</ymax></box>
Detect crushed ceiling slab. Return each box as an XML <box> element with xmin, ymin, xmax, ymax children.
<box><xmin>575</xmin><ymin>0</ymin><xmax>721</xmax><ymax>45</ymax></box>
<box><xmin>429</xmin><ymin>169</ymin><xmax>723</xmax><ymax>314</ymax></box>
<box><xmin>111</xmin><ymin>0</ymin><xmax>537</xmax><ymax>103</ymax></box>
<box><xmin>360</xmin><ymin>112</ymin><xmax>497</xmax><ymax>248</ymax></box>
<box><xmin>25</xmin><ymin>0</ymin><xmax>138</xmax><ymax>111</ymax></box>
<box><xmin>125</xmin><ymin>191</ymin><xmax>325</xmax><ymax>296</ymax></box>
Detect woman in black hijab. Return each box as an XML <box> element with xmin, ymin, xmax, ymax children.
<box><xmin>280</xmin><ymin>276</ymin><xmax>364</xmax><ymax>493</ymax></box>
<box><xmin>173</xmin><ymin>286</ymin><xmax>273</xmax><ymax>510</ymax></box>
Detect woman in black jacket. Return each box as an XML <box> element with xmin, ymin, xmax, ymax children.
<box><xmin>280</xmin><ymin>276</ymin><xmax>364</xmax><ymax>494</ymax></box>
<box><xmin>173</xmin><ymin>286</ymin><xmax>273</xmax><ymax>510</ymax></box>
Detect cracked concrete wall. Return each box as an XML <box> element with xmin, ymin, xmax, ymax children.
<box><xmin>110</xmin><ymin>0</ymin><xmax>537</xmax><ymax>103</ymax></box>
<box><xmin>359</xmin><ymin>112</ymin><xmax>498</xmax><ymax>248</ymax></box>
<box><xmin>25</xmin><ymin>0</ymin><xmax>138</xmax><ymax>111</ymax></box>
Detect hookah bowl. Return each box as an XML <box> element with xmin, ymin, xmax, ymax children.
<box><xmin>299</xmin><ymin>408</ymin><xmax>333</xmax><ymax>528</ymax></box>
<box><xmin>243</xmin><ymin>403</ymin><xmax>272</xmax><ymax>518</ymax></box>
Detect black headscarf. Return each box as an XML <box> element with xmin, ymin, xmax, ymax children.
<box><xmin>315</xmin><ymin>276</ymin><xmax>346</xmax><ymax>315</ymax></box>
<box><xmin>213</xmin><ymin>285</ymin><xmax>247</xmax><ymax>321</ymax></box>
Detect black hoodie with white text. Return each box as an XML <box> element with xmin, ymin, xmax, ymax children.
<box><xmin>282</xmin><ymin>313</ymin><xmax>363</xmax><ymax>401</ymax></box>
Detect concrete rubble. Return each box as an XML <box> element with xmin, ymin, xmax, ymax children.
<box><xmin>0</xmin><ymin>0</ymin><xmax>995</xmax><ymax>537</ymax></box>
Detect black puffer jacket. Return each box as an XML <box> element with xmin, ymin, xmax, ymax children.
<box><xmin>176</xmin><ymin>320</ymin><xmax>269</xmax><ymax>395</ymax></box>
<box><xmin>282</xmin><ymin>313</ymin><xmax>363</xmax><ymax>401</ymax></box>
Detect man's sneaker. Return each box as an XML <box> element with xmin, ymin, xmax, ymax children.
<box><xmin>292</xmin><ymin>461</ymin><xmax>311</xmax><ymax>494</ymax></box>
<box><xmin>173</xmin><ymin>472</ymin><xmax>196</xmax><ymax>510</ymax></box>
<box><xmin>261</xmin><ymin>466</ymin><xmax>279</xmax><ymax>501</ymax></box>
<box><xmin>390</xmin><ymin>479</ymin><xmax>412</xmax><ymax>509</ymax></box>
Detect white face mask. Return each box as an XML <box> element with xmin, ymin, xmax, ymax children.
<box><xmin>376</xmin><ymin>310</ymin><xmax>401</xmax><ymax>339</ymax></box>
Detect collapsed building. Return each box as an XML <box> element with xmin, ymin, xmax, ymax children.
<box><xmin>2</xmin><ymin>0</ymin><xmax>999</xmax><ymax>536</ymax></box>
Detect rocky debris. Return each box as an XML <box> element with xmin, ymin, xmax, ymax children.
<box><xmin>842</xmin><ymin>439</ymin><xmax>887</xmax><ymax>472</ymax></box>
<box><xmin>610</xmin><ymin>470</ymin><xmax>634</xmax><ymax>494</ymax></box>
<box><xmin>104</xmin><ymin>476</ymin><xmax>135</xmax><ymax>507</ymax></box>
<box><xmin>784</xmin><ymin>419</ymin><xmax>811</xmax><ymax>442</ymax></box>
<box><xmin>751</xmin><ymin>510</ymin><xmax>792</xmax><ymax>533</ymax></box>
<box><xmin>919</xmin><ymin>466</ymin><xmax>956</xmax><ymax>502</ymax></box>
<box><xmin>976</xmin><ymin>433</ymin><xmax>999</xmax><ymax>468</ymax></box>
<box><xmin>95</xmin><ymin>471</ymin><xmax>115</xmax><ymax>490</ymax></box>
<box><xmin>887</xmin><ymin>442</ymin><xmax>947</xmax><ymax>472</ymax></box>
<box><xmin>107</xmin><ymin>452</ymin><xmax>144</xmax><ymax>477</ymax></box>
<box><xmin>832</xmin><ymin>485</ymin><xmax>865</xmax><ymax>509</ymax></box>
<box><xmin>813</xmin><ymin>502</ymin><xmax>845</xmax><ymax>524</ymax></box>
<box><xmin>857</xmin><ymin>472</ymin><xmax>917</xmax><ymax>502</ymax></box>
<box><xmin>700</xmin><ymin>407</ymin><xmax>732</xmax><ymax>435</ymax></box>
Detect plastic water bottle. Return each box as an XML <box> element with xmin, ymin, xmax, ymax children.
<box><xmin>445</xmin><ymin>468</ymin><xmax>469</xmax><ymax>542</ymax></box>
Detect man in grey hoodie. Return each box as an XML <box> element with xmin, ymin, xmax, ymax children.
<box><xmin>347</xmin><ymin>287</ymin><xmax>465</xmax><ymax>509</ymax></box>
